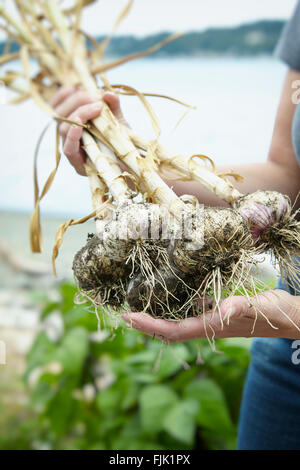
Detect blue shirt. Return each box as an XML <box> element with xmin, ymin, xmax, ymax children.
<box><xmin>275</xmin><ymin>1</ymin><xmax>300</xmax><ymax>162</ymax></box>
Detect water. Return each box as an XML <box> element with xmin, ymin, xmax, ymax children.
<box><xmin>0</xmin><ymin>211</ymin><xmax>95</xmax><ymax>278</ymax></box>
<box><xmin>0</xmin><ymin>56</ymin><xmax>287</xmax><ymax>216</ymax></box>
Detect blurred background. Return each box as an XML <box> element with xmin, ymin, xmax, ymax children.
<box><xmin>0</xmin><ymin>0</ymin><xmax>297</xmax><ymax>450</ymax></box>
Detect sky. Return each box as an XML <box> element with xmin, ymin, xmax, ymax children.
<box><xmin>80</xmin><ymin>0</ymin><xmax>298</xmax><ymax>36</ymax></box>
<box><xmin>0</xmin><ymin>0</ymin><xmax>298</xmax><ymax>40</ymax></box>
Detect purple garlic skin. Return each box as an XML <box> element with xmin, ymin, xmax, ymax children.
<box><xmin>234</xmin><ymin>190</ymin><xmax>290</xmax><ymax>240</ymax></box>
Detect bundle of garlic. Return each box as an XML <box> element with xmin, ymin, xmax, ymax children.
<box><xmin>130</xmin><ymin>133</ymin><xmax>300</xmax><ymax>287</ymax></box>
<box><xmin>1</xmin><ymin>0</ymin><xmax>298</xmax><ymax>322</ymax></box>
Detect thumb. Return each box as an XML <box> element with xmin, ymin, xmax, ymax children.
<box><xmin>220</xmin><ymin>289</ymin><xmax>300</xmax><ymax>336</ymax></box>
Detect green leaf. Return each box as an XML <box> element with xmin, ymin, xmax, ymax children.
<box><xmin>171</xmin><ymin>367</ymin><xmax>199</xmax><ymax>393</ymax></box>
<box><xmin>154</xmin><ymin>343</ymin><xmax>190</xmax><ymax>380</ymax></box>
<box><xmin>96</xmin><ymin>414</ymin><xmax>128</xmax><ymax>437</ymax></box>
<box><xmin>95</xmin><ymin>387</ymin><xmax>122</xmax><ymax>415</ymax></box>
<box><xmin>111</xmin><ymin>414</ymin><xmax>165</xmax><ymax>449</ymax></box>
<box><xmin>139</xmin><ymin>385</ymin><xmax>178</xmax><ymax>434</ymax></box>
<box><xmin>222</xmin><ymin>337</ymin><xmax>252</xmax><ymax>349</ymax></box>
<box><xmin>129</xmin><ymin>372</ymin><xmax>157</xmax><ymax>384</ymax></box>
<box><xmin>121</xmin><ymin>383</ymin><xmax>140</xmax><ymax>411</ymax></box>
<box><xmin>219</xmin><ymin>344</ymin><xmax>250</xmax><ymax>368</ymax></box>
<box><xmin>95</xmin><ymin>377</ymin><xmax>134</xmax><ymax>416</ymax></box>
<box><xmin>24</xmin><ymin>332</ymin><xmax>56</xmax><ymax>381</ymax></box>
<box><xmin>91</xmin><ymin>329</ymin><xmax>126</xmax><ymax>358</ymax></box>
<box><xmin>111</xmin><ymin>436</ymin><xmax>165</xmax><ymax>450</ymax></box>
<box><xmin>163</xmin><ymin>398</ymin><xmax>199</xmax><ymax>445</ymax></box>
<box><xmin>184</xmin><ymin>378</ymin><xmax>234</xmax><ymax>433</ymax></box>
<box><xmin>64</xmin><ymin>306</ymin><xmax>98</xmax><ymax>331</ymax></box>
<box><xmin>40</xmin><ymin>302</ymin><xmax>60</xmax><ymax>319</ymax></box>
<box><xmin>86</xmin><ymin>442</ymin><xmax>107</xmax><ymax>450</ymax></box>
<box><xmin>59</xmin><ymin>283</ymin><xmax>78</xmax><ymax>313</ymax></box>
<box><xmin>125</xmin><ymin>349</ymin><xmax>157</xmax><ymax>365</ymax></box>
<box><xmin>30</xmin><ymin>381</ymin><xmax>56</xmax><ymax>411</ymax></box>
<box><xmin>202</xmin><ymin>428</ymin><xmax>237</xmax><ymax>450</ymax></box>
<box><xmin>123</xmin><ymin>328</ymin><xmax>145</xmax><ymax>349</ymax></box>
<box><xmin>53</xmin><ymin>327</ymin><xmax>89</xmax><ymax>375</ymax></box>
<box><xmin>45</xmin><ymin>376</ymin><xmax>77</xmax><ymax>436</ymax></box>
<box><xmin>110</xmin><ymin>414</ymin><xmax>141</xmax><ymax>446</ymax></box>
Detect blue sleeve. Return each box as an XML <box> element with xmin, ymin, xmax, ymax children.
<box><xmin>275</xmin><ymin>1</ymin><xmax>300</xmax><ymax>71</ymax></box>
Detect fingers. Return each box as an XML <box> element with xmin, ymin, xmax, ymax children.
<box><xmin>52</xmin><ymin>88</ymin><xmax>125</xmax><ymax>125</ymax></box>
<box><xmin>219</xmin><ymin>289</ymin><xmax>300</xmax><ymax>338</ymax></box>
<box><xmin>220</xmin><ymin>290</ymin><xmax>280</xmax><ymax>325</ymax></box>
<box><xmin>59</xmin><ymin>101</ymin><xmax>103</xmax><ymax>139</ymax></box>
<box><xmin>59</xmin><ymin>102</ymin><xmax>103</xmax><ymax>175</ymax></box>
<box><xmin>51</xmin><ymin>86</ymin><xmax>128</xmax><ymax>175</ymax></box>
<box><xmin>103</xmin><ymin>92</ymin><xmax>128</xmax><ymax>126</ymax></box>
<box><xmin>53</xmin><ymin>89</ymin><xmax>124</xmax><ymax>121</ymax></box>
<box><xmin>122</xmin><ymin>312</ymin><xmax>215</xmax><ymax>343</ymax></box>
<box><xmin>50</xmin><ymin>86</ymin><xmax>78</xmax><ymax>108</ymax></box>
<box><xmin>63</xmin><ymin>118</ymin><xmax>87</xmax><ymax>176</ymax></box>
<box><xmin>55</xmin><ymin>90</ymin><xmax>100</xmax><ymax>118</ymax></box>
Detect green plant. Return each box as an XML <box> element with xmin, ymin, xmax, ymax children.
<box><xmin>17</xmin><ymin>281</ymin><xmax>250</xmax><ymax>450</ymax></box>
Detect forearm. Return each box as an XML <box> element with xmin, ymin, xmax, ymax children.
<box><xmin>165</xmin><ymin>69</ymin><xmax>300</xmax><ymax>208</ymax></box>
<box><xmin>165</xmin><ymin>160</ymin><xmax>300</xmax><ymax>209</ymax></box>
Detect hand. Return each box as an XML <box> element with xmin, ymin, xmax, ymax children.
<box><xmin>50</xmin><ymin>87</ymin><xmax>127</xmax><ymax>175</ymax></box>
<box><xmin>122</xmin><ymin>289</ymin><xmax>300</xmax><ymax>342</ymax></box>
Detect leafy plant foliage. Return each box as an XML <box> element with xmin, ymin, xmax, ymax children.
<box><xmin>1</xmin><ymin>282</ymin><xmax>251</xmax><ymax>450</ymax></box>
